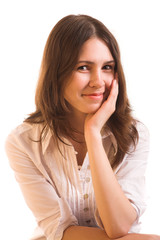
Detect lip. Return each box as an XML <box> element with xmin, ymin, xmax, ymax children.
<box><xmin>82</xmin><ymin>92</ymin><xmax>104</xmax><ymax>100</ymax></box>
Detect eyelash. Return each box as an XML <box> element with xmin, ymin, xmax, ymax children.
<box><xmin>77</xmin><ymin>65</ymin><xmax>113</xmax><ymax>71</ymax></box>
<box><xmin>102</xmin><ymin>65</ymin><xmax>113</xmax><ymax>70</ymax></box>
<box><xmin>77</xmin><ymin>65</ymin><xmax>89</xmax><ymax>71</ymax></box>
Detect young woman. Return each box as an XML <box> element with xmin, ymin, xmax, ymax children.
<box><xmin>5</xmin><ymin>15</ymin><xmax>160</xmax><ymax>240</ymax></box>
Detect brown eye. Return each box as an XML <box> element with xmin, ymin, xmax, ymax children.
<box><xmin>77</xmin><ymin>65</ymin><xmax>88</xmax><ymax>71</ymax></box>
<box><xmin>103</xmin><ymin>65</ymin><xmax>112</xmax><ymax>70</ymax></box>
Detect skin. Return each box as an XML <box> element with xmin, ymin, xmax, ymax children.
<box><xmin>63</xmin><ymin>226</ymin><xmax>160</xmax><ymax>240</ymax></box>
<box><xmin>63</xmin><ymin>37</ymin><xmax>160</xmax><ymax>240</ymax></box>
<box><xmin>64</xmin><ymin>37</ymin><xmax>115</xmax><ymax>123</ymax></box>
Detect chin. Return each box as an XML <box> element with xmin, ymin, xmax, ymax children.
<box><xmin>85</xmin><ymin>106</ymin><xmax>101</xmax><ymax>114</ymax></box>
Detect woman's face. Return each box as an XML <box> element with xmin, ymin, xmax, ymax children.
<box><xmin>64</xmin><ymin>37</ymin><xmax>115</xmax><ymax>117</ymax></box>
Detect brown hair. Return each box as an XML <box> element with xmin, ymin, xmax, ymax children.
<box><xmin>25</xmin><ymin>14</ymin><xmax>138</xmax><ymax>169</ymax></box>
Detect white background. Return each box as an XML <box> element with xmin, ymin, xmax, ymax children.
<box><xmin>0</xmin><ymin>0</ymin><xmax>160</xmax><ymax>239</ymax></box>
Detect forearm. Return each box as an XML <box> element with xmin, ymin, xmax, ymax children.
<box><xmin>62</xmin><ymin>226</ymin><xmax>110</xmax><ymax>240</ymax></box>
<box><xmin>62</xmin><ymin>226</ymin><xmax>160</xmax><ymax>240</ymax></box>
<box><xmin>85</xmin><ymin>131</ymin><xmax>137</xmax><ymax>238</ymax></box>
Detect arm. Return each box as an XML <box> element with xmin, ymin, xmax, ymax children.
<box><xmin>62</xmin><ymin>226</ymin><xmax>160</xmax><ymax>240</ymax></box>
<box><xmin>116</xmin><ymin>121</ymin><xmax>150</xmax><ymax>232</ymax></box>
<box><xmin>5</xmin><ymin>132</ymin><xmax>78</xmax><ymax>240</ymax></box>
<box><xmin>84</xmin><ymin>79</ymin><xmax>137</xmax><ymax>238</ymax></box>
<box><xmin>63</xmin><ymin>226</ymin><xmax>110</xmax><ymax>240</ymax></box>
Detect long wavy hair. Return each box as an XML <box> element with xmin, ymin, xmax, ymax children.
<box><xmin>25</xmin><ymin>14</ymin><xmax>139</xmax><ymax>169</ymax></box>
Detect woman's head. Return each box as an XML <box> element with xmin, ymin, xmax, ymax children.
<box><xmin>64</xmin><ymin>37</ymin><xmax>116</xmax><ymax>117</ymax></box>
<box><xmin>35</xmin><ymin>14</ymin><xmax>127</xmax><ymax>120</ymax></box>
<box><xmin>26</xmin><ymin>14</ymin><xmax>138</xmax><ymax>169</ymax></box>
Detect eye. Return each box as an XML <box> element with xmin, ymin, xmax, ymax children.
<box><xmin>77</xmin><ymin>65</ymin><xmax>89</xmax><ymax>71</ymax></box>
<box><xmin>102</xmin><ymin>65</ymin><xmax>113</xmax><ymax>70</ymax></box>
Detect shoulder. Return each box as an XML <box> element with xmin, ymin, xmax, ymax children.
<box><xmin>5</xmin><ymin>122</ymin><xmax>44</xmax><ymax>153</ymax></box>
<box><xmin>136</xmin><ymin>121</ymin><xmax>149</xmax><ymax>139</ymax></box>
<box><xmin>115</xmin><ymin>121</ymin><xmax>150</xmax><ymax>174</ymax></box>
<box><xmin>5</xmin><ymin>122</ymin><xmax>50</xmax><ymax>172</ymax></box>
<box><xmin>6</xmin><ymin>122</ymin><xmax>42</xmax><ymax>140</ymax></box>
<box><xmin>125</xmin><ymin>120</ymin><xmax>150</xmax><ymax>161</ymax></box>
<box><xmin>8</xmin><ymin>122</ymin><xmax>35</xmax><ymax>136</ymax></box>
<box><xmin>135</xmin><ymin>121</ymin><xmax>150</xmax><ymax>149</ymax></box>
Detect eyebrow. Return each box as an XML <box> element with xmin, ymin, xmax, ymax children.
<box><xmin>77</xmin><ymin>60</ymin><xmax>115</xmax><ymax>64</ymax></box>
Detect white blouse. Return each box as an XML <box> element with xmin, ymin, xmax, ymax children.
<box><xmin>5</xmin><ymin>121</ymin><xmax>149</xmax><ymax>240</ymax></box>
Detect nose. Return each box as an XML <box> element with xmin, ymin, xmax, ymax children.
<box><xmin>89</xmin><ymin>70</ymin><xmax>105</xmax><ymax>88</ymax></box>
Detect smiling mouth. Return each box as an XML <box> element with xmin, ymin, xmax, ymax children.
<box><xmin>82</xmin><ymin>93</ymin><xmax>104</xmax><ymax>100</ymax></box>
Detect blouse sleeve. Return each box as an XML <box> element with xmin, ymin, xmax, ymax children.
<box><xmin>115</xmin><ymin>122</ymin><xmax>149</xmax><ymax>232</ymax></box>
<box><xmin>5</xmin><ymin>132</ymin><xmax>78</xmax><ymax>240</ymax></box>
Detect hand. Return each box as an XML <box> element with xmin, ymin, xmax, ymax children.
<box><xmin>145</xmin><ymin>235</ymin><xmax>160</xmax><ymax>240</ymax></box>
<box><xmin>84</xmin><ymin>77</ymin><xmax>118</xmax><ymax>135</ymax></box>
<box><xmin>119</xmin><ymin>233</ymin><xmax>160</xmax><ymax>240</ymax></box>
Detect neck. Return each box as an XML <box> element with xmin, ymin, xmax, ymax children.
<box><xmin>68</xmin><ymin>112</ymin><xmax>87</xmax><ymax>133</ymax></box>
<box><xmin>66</xmin><ymin>111</ymin><xmax>87</xmax><ymax>166</ymax></box>
<box><xmin>66</xmin><ymin>111</ymin><xmax>87</xmax><ymax>143</ymax></box>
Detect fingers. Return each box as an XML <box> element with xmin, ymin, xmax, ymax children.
<box><xmin>93</xmin><ymin>78</ymin><xmax>118</xmax><ymax>123</ymax></box>
<box><xmin>84</xmin><ymin>75</ymin><xmax>119</xmax><ymax>134</ymax></box>
<box><xmin>109</xmin><ymin>78</ymin><xmax>119</xmax><ymax>100</ymax></box>
<box><xmin>97</xmin><ymin>77</ymin><xmax>118</xmax><ymax>125</ymax></box>
<box><xmin>104</xmin><ymin>78</ymin><xmax>119</xmax><ymax>112</ymax></box>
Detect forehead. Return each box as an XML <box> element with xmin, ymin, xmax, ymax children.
<box><xmin>78</xmin><ymin>37</ymin><xmax>114</xmax><ymax>61</ymax></box>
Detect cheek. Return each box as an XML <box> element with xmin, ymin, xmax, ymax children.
<box><xmin>67</xmin><ymin>73</ymin><xmax>88</xmax><ymax>91</ymax></box>
<box><xmin>64</xmin><ymin>79</ymin><xmax>83</xmax><ymax>101</ymax></box>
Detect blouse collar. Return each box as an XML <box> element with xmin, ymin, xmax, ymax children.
<box><xmin>42</xmin><ymin>126</ymin><xmax>118</xmax><ymax>155</ymax></box>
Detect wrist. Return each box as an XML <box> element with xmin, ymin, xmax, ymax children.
<box><xmin>85</xmin><ymin>127</ymin><xmax>102</xmax><ymax>142</ymax></box>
